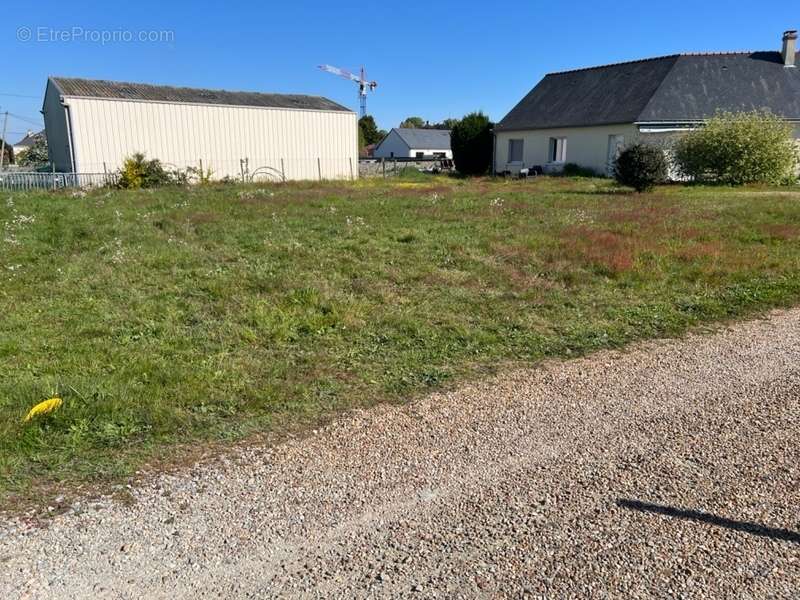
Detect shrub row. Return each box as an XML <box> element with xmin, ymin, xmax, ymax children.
<box><xmin>613</xmin><ymin>110</ymin><xmax>798</xmax><ymax>192</ymax></box>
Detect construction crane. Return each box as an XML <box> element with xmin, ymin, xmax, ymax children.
<box><xmin>317</xmin><ymin>65</ymin><xmax>377</xmax><ymax>118</ymax></box>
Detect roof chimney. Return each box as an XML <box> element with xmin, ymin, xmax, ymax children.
<box><xmin>782</xmin><ymin>30</ymin><xmax>797</xmax><ymax>67</ymax></box>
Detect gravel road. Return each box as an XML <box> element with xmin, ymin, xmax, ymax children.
<box><xmin>2</xmin><ymin>310</ymin><xmax>799</xmax><ymax>599</ymax></box>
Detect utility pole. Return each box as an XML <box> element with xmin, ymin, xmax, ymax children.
<box><xmin>0</xmin><ymin>110</ymin><xmax>7</xmax><ymax>171</ymax></box>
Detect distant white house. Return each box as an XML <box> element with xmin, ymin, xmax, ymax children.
<box><xmin>42</xmin><ymin>77</ymin><xmax>358</xmax><ymax>181</ymax></box>
<box><xmin>12</xmin><ymin>130</ymin><xmax>46</xmax><ymax>157</ymax></box>
<box><xmin>373</xmin><ymin>128</ymin><xmax>452</xmax><ymax>159</ymax></box>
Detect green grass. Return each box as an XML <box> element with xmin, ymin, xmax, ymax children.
<box><xmin>2</xmin><ymin>176</ymin><xmax>800</xmax><ymax>504</ymax></box>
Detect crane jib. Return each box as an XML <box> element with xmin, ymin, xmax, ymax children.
<box><xmin>317</xmin><ymin>64</ymin><xmax>377</xmax><ymax>118</ymax></box>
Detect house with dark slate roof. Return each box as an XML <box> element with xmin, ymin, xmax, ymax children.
<box><xmin>373</xmin><ymin>128</ymin><xmax>452</xmax><ymax>159</ymax></box>
<box><xmin>494</xmin><ymin>30</ymin><xmax>800</xmax><ymax>176</ymax></box>
<box><xmin>12</xmin><ymin>130</ymin><xmax>46</xmax><ymax>158</ymax></box>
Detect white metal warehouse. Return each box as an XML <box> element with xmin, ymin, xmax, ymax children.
<box><xmin>42</xmin><ymin>77</ymin><xmax>358</xmax><ymax>181</ymax></box>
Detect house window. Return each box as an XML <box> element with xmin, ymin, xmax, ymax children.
<box><xmin>508</xmin><ymin>139</ymin><xmax>524</xmax><ymax>163</ymax></box>
<box><xmin>415</xmin><ymin>152</ymin><xmax>424</xmax><ymax>158</ymax></box>
<box><xmin>433</xmin><ymin>152</ymin><xmax>446</xmax><ymax>158</ymax></box>
<box><xmin>549</xmin><ymin>137</ymin><xmax>567</xmax><ymax>162</ymax></box>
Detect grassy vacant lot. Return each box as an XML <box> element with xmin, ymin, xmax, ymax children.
<box><xmin>2</xmin><ymin>176</ymin><xmax>800</xmax><ymax>503</ymax></box>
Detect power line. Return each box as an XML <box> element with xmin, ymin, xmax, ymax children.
<box><xmin>0</xmin><ymin>92</ymin><xmax>40</xmax><ymax>99</ymax></box>
<box><xmin>8</xmin><ymin>112</ymin><xmax>43</xmax><ymax>126</ymax></box>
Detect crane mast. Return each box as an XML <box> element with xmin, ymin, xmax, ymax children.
<box><xmin>317</xmin><ymin>64</ymin><xmax>377</xmax><ymax>118</ymax></box>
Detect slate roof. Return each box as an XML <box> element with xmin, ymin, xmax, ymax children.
<box><xmin>392</xmin><ymin>128</ymin><xmax>451</xmax><ymax>149</ymax></box>
<box><xmin>496</xmin><ymin>51</ymin><xmax>800</xmax><ymax>131</ymax></box>
<box><xmin>13</xmin><ymin>129</ymin><xmax>46</xmax><ymax>148</ymax></box>
<box><xmin>49</xmin><ymin>77</ymin><xmax>352</xmax><ymax>112</ymax></box>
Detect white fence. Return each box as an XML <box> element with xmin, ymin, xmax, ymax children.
<box><xmin>0</xmin><ymin>156</ymin><xmax>359</xmax><ymax>192</ymax></box>
<box><xmin>0</xmin><ymin>171</ymin><xmax>118</xmax><ymax>191</ymax></box>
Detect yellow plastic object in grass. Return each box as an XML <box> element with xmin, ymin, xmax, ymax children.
<box><xmin>23</xmin><ymin>397</ymin><xmax>63</xmax><ymax>422</ymax></box>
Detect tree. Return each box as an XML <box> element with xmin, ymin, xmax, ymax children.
<box><xmin>0</xmin><ymin>140</ymin><xmax>13</xmax><ymax>167</ymax></box>
<box><xmin>673</xmin><ymin>110</ymin><xmax>798</xmax><ymax>185</ymax></box>
<box><xmin>358</xmin><ymin>115</ymin><xmax>383</xmax><ymax>146</ymax></box>
<box><xmin>613</xmin><ymin>143</ymin><xmax>667</xmax><ymax>192</ymax></box>
<box><xmin>16</xmin><ymin>136</ymin><xmax>49</xmax><ymax>167</ymax></box>
<box><xmin>399</xmin><ymin>116</ymin><xmax>425</xmax><ymax>129</ymax></box>
<box><xmin>429</xmin><ymin>118</ymin><xmax>460</xmax><ymax>130</ymax></box>
<box><xmin>450</xmin><ymin>112</ymin><xmax>493</xmax><ymax>176</ymax></box>
<box><xmin>358</xmin><ymin>126</ymin><xmax>366</xmax><ymax>152</ymax></box>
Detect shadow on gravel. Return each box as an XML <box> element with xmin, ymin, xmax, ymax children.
<box><xmin>617</xmin><ymin>499</ymin><xmax>800</xmax><ymax>545</ymax></box>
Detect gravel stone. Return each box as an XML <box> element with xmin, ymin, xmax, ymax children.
<box><xmin>2</xmin><ymin>310</ymin><xmax>799</xmax><ymax>598</ymax></box>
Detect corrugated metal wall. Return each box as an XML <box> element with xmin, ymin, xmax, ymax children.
<box><xmin>64</xmin><ymin>98</ymin><xmax>358</xmax><ymax>180</ymax></box>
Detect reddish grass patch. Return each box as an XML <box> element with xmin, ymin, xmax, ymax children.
<box><xmin>558</xmin><ymin>226</ymin><xmax>644</xmax><ymax>275</ymax></box>
<box><xmin>488</xmin><ymin>243</ymin><xmax>552</xmax><ymax>291</ymax></box>
<box><xmin>675</xmin><ymin>241</ymin><xmax>724</xmax><ymax>262</ymax></box>
<box><xmin>762</xmin><ymin>224</ymin><xmax>800</xmax><ymax>240</ymax></box>
<box><xmin>677</xmin><ymin>226</ymin><xmax>705</xmax><ymax>241</ymax></box>
<box><xmin>602</xmin><ymin>197</ymin><xmax>681</xmax><ymax>228</ymax></box>
<box><xmin>490</xmin><ymin>242</ymin><xmax>535</xmax><ymax>263</ymax></box>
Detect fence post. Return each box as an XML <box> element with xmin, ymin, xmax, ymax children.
<box><xmin>349</xmin><ymin>157</ymin><xmax>354</xmax><ymax>181</ymax></box>
<box><xmin>317</xmin><ymin>157</ymin><xmax>322</xmax><ymax>181</ymax></box>
<box><xmin>52</xmin><ymin>162</ymin><xmax>56</xmax><ymax>191</ymax></box>
<box><xmin>382</xmin><ymin>158</ymin><xmax>385</xmax><ymax>179</ymax></box>
<box><xmin>240</xmin><ymin>159</ymin><xmax>245</xmax><ymax>183</ymax></box>
<box><xmin>199</xmin><ymin>158</ymin><xmax>203</xmax><ymax>181</ymax></box>
<box><xmin>281</xmin><ymin>158</ymin><xmax>285</xmax><ymax>182</ymax></box>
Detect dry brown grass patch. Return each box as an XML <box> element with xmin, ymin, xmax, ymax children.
<box><xmin>762</xmin><ymin>224</ymin><xmax>800</xmax><ymax>240</ymax></box>
<box><xmin>675</xmin><ymin>241</ymin><xmax>724</xmax><ymax>262</ymax></box>
<box><xmin>557</xmin><ymin>226</ymin><xmax>659</xmax><ymax>275</ymax></box>
<box><xmin>602</xmin><ymin>197</ymin><xmax>681</xmax><ymax>228</ymax></box>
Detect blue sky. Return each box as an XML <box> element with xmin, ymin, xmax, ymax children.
<box><xmin>1</xmin><ymin>1</ymin><xmax>797</xmax><ymax>143</ymax></box>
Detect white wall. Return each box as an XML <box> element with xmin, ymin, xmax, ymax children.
<box><xmin>57</xmin><ymin>96</ymin><xmax>358</xmax><ymax>180</ymax></box>
<box><xmin>406</xmin><ymin>148</ymin><xmax>453</xmax><ymax>159</ymax></box>
<box><xmin>495</xmin><ymin>124</ymin><xmax>639</xmax><ymax>175</ymax></box>
<box><xmin>373</xmin><ymin>130</ymin><xmax>409</xmax><ymax>158</ymax></box>
<box><xmin>496</xmin><ymin>123</ymin><xmax>800</xmax><ymax>177</ymax></box>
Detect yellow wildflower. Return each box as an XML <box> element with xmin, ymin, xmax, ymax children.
<box><xmin>23</xmin><ymin>397</ymin><xmax>63</xmax><ymax>422</ymax></box>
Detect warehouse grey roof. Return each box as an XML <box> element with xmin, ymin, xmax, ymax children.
<box><xmin>392</xmin><ymin>128</ymin><xmax>451</xmax><ymax>149</ymax></box>
<box><xmin>49</xmin><ymin>77</ymin><xmax>352</xmax><ymax>112</ymax></box>
<box><xmin>496</xmin><ymin>51</ymin><xmax>800</xmax><ymax>131</ymax></box>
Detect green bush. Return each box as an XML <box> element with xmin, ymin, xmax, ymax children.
<box><xmin>118</xmin><ymin>153</ymin><xmax>177</xmax><ymax>189</ymax></box>
<box><xmin>613</xmin><ymin>143</ymin><xmax>667</xmax><ymax>192</ymax></box>
<box><xmin>16</xmin><ymin>137</ymin><xmax>49</xmax><ymax>168</ymax></box>
<box><xmin>562</xmin><ymin>163</ymin><xmax>596</xmax><ymax>177</ymax></box>
<box><xmin>673</xmin><ymin>111</ymin><xmax>799</xmax><ymax>185</ymax></box>
<box><xmin>451</xmin><ymin>112</ymin><xmax>493</xmax><ymax>176</ymax></box>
